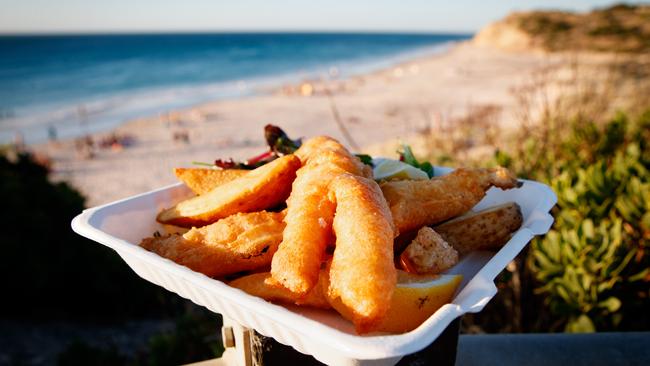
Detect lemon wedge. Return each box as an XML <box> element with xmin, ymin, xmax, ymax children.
<box><xmin>372</xmin><ymin>272</ymin><xmax>462</xmax><ymax>333</ymax></box>
<box><xmin>373</xmin><ymin>159</ymin><xmax>429</xmax><ymax>181</ymax></box>
<box><xmin>327</xmin><ymin>270</ymin><xmax>462</xmax><ymax>334</ymax></box>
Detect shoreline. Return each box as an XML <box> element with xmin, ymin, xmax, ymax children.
<box><xmin>35</xmin><ymin>41</ymin><xmax>568</xmax><ymax>206</ymax></box>
<box><xmin>2</xmin><ymin>36</ymin><xmax>468</xmax><ymax>145</ymax></box>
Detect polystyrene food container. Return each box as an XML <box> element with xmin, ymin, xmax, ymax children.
<box><xmin>71</xmin><ymin>167</ymin><xmax>556</xmax><ymax>366</ymax></box>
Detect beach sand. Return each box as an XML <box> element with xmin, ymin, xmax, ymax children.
<box><xmin>36</xmin><ymin>42</ymin><xmax>568</xmax><ymax>206</ymax></box>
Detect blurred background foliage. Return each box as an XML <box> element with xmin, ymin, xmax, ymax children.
<box><xmin>418</xmin><ymin>57</ymin><xmax>650</xmax><ymax>334</ymax></box>
<box><xmin>0</xmin><ymin>147</ymin><xmax>223</xmax><ymax>365</ymax></box>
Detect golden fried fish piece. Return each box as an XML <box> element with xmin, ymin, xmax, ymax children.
<box><xmin>141</xmin><ymin>211</ymin><xmax>285</xmax><ymax>277</ymax></box>
<box><xmin>381</xmin><ymin>167</ymin><xmax>520</xmax><ymax>233</ymax></box>
<box><xmin>174</xmin><ymin>168</ymin><xmax>247</xmax><ymax>195</ymax></box>
<box><xmin>270</xmin><ymin>137</ymin><xmax>370</xmax><ymax>295</ymax></box>
<box><xmin>157</xmin><ymin>155</ymin><xmax>300</xmax><ymax>227</ymax></box>
<box><xmin>399</xmin><ymin>227</ymin><xmax>459</xmax><ymax>274</ymax></box>
<box><xmin>326</xmin><ymin>174</ymin><xmax>396</xmax><ymax>333</ymax></box>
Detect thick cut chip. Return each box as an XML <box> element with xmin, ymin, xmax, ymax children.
<box><xmin>381</xmin><ymin>167</ymin><xmax>520</xmax><ymax>233</ymax></box>
<box><xmin>434</xmin><ymin>202</ymin><xmax>523</xmax><ymax>255</ymax></box>
<box><xmin>141</xmin><ymin>211</ymin><xmax>285</xmax><ymax>277</ymax></box>
<box><xmin>174</xmin><ymin>168</ymin><xmax>247</xmax><ymax>195</ymax></box>
<box><xmin>157</xmin><ymin>155</ymin><xmax>301</xmax><ymax>227</ymax></box>
<box><xmin>229</xmin><ymin>272</ymin><xmax>331</xmax><ymax>309</ymax></box>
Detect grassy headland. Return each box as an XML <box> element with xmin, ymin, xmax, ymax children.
<box><xmin>475</xmin><ymin>4</ymin><xmax>650</xmax><ymax>53</ymax></box>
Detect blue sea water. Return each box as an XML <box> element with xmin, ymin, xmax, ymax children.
<box><xmin>0</xmin><ymin>33</ymin><xmax>471</xmax><ymax>144</ymax></box>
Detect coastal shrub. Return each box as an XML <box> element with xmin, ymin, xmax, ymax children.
<box><xmin>504</xmin><ymin>4</ymin><xmax>650</xmax><ymax>53</ymax></box>
<box><xmin>139</xmin><ymin>311</ymin><xmax>224</xmax><ymax>366</ymax></box>
<box><xmin>0</xmin><ymin>148</ymin><xmax>174</xmax><ymax>322</ymax></box>
<box><xmin>56</xmin><ymin>311</ymin><xmax>223</xmax><ymax>366</ymax></box>
<box><xmin>496</xmin><ymin>111</ymin><xmax>650</xmax><ymax>332</ymax></box>
<box><xmin>57</xmin><ymin>341</ymin><xmax>126</xmax><ymax>366</ymax></box>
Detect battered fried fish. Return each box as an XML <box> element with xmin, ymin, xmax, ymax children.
<box><xmin>157</xmin><ymin>155</ymin><xmax>300</xmax><ymax>227</ymax></box>
<box><xmin>174</xmin><ymin>168</ymin><xmax>247</xmax><ymax>195</ymax></box>
<box><xmin>140</xmin><ymin>211</ymin><xmax>285</xmax><ymax>277</ymax></box>
<box><xmin>399</xmin><ymin>227</ymin><xmax>459</xmax><ymax>274</ymax></box>
<box><xmin>327</xmin><ymin>174</ymin><xmax>396</xmax><ymax>333</ymax></box>
<box><xmin>381</xmin><ymin>167</ymin><xmax>520</xmax><ymax>233</ymax></box>
<box><xmin>270</xmin><ymin>137</ymin><xmax>370</xmax><ymax>295</ymax></box>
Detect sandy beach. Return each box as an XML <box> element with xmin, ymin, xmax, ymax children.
<box><xmin>36</xmin><ymin>42</ymin><xmax>569</xmax><ymax>206</ymax></box>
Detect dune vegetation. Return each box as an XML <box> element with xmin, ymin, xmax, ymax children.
<box><xmin>475</xmin><ymin>4</ymin><xmax>650</xmax><ymax>53</ymax></box>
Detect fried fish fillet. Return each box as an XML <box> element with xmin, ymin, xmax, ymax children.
<box><xmin>381</xmin><ymin>167</ymin><xmax>520</xmax><ymax>233</ymax></box>
<box><xmin>157</xmin><ymin>155</ymin><xmax>300</xmax><ymax>227</ymax></box>
<box><xmin>270</xmin><ymin>137</ymin><xmax>371</xmax><ymax>295</ymax></box>
<box><xmin>141</xmin><ymin>211</ymin><xmax>285</xmax><ymax>277</ymax></box>
<box><xmin>399</xmin><ymin>227</ymin><xmax>459</xmax><ymax>274</ymax></box>
<box><xmin>174</xmin><ymin>168</ymin><xmax>247</xmax><ymax>195</ymax></box>
<box><xmin>326</xmin><ymin>174</ymin><xmax>396</xmax><ymax>333</ymax></box>
<box><xmin>229</xmin><ymin>271</ymin><xmax>331</xmax><ymax>309</ymax></box>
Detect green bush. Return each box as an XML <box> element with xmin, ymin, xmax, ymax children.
<box><xmin>496</xmin><ymin>111</ymin><xmax>650</xmax><ymax>332</ymax></box>
<box><xmin>0</xmin><ymin>150</ymin><xmax>175</xmax><ymax>322</ymax></box>
<box><xmin>139</xmin><ymin>311</ymin><xmax>224</xmax><ymax>366</ymax></box>
<box><xmin>56</xmin><ymin>311</ymin><xmax>223</xmax><ymax>366</ymax></box>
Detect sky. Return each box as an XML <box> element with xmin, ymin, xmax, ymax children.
<box><xmin>0</xmin><ymin>0</ymin><xmax>648</xmax><ymax>34</ymax></box>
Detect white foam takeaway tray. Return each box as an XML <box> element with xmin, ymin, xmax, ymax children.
<box><xmin>71</xmin><ymin>167</ymin><xmax>556</xmax><ymax>366</ymax></box>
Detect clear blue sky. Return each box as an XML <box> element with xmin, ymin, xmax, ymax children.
<box><xmin>1</xmin><ymin>0</ymin><xmax>648</xmax><ymax>34</ymax></box>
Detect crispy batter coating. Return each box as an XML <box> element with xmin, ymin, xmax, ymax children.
<box><xmin>294</xmin><ymin>136</ymin><xmax>373</xmax><ymax>178</ymax></box>
<box><xmin>229</xmin><ymin>272</ymin><xmax>331</xmax><ymax>309</ymax></box>
<box><xmin>174</xmin><ymin>168</ymin><xmax>247</xmax><ymax>195</ymax></box>
<box><xmin>270</xmin><ymin>137</ymin><xmax>371</xmax><ymax>295</ymax></box>
<box><xmin>141</xmin><ymin>211</ymin><xmax>285</xmax><ymax>277</ymax></box>
<box><xmin>381</xmin><ymin>167</ymin><xmax>520</xmax><ymax>233</ymax></box>
<box><xmin>400</xmin><ymin>227</ymin><xmax>459</xmax><ymax>274</ymax></box>
<box><xmin>327</xmin><ymin>174</ymin><xmax>396</xmax><ymax>333</ymax></box>
<box><xmin>157</xmin><ymin>155</ymin><xmax>300</xmax><ymax>227</ymax></box>
<box><xmin>434</xmin><ymin>202</ymin><xmax>523</xmax><ymax>255</ymax></box>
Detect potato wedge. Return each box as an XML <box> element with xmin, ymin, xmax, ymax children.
<box><xmin>157</xmin><ymin>155</ymin><xmax>301</xmax><ymax>227</ymax></box>
<box><xmin>433</xmin><ymin>202</ymin><xmax>523</xmax><ymax>255</ymax></box>
<box><xmin>229</xmin><ymin>272</ymin><xmax>331</xmax><ymax>309</ymax></box>
<box><xmin>174</xmin><ymin>168</ymin><xmax>248</xmax><ymax>195</ymax></box>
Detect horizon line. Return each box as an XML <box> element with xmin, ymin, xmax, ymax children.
<box><xmin>0</xmin><ymin>29</ymin><xmax>476</xmax><ymax>36</ymax></box>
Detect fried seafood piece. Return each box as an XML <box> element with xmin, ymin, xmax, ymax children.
<box><xmin>381</xmin><ymin>167</ymin><xmax>520</xmax><ymax>233</ymax></box>
<box><xmin>174</xmin><ymin>168</ymin><xmax>247</xmax><ymax>195</ymax></box>
<box><xmin>326</xmin><ymin>174</ymin><xmax>396</xmax><ymax>333</ymax></box>
<box><xmin>229</xmin><ymin>271</ymin><xmax>331</xmax><ymax>309</ymax></box>
<box><xmin>434</xmin><ymin>202</ymin><xmax>523</xmax><ymax>255</ymax></box>
<box><xmin>141</xmin><ymin>211</ymin><xmax>285</xmax><ymax>277</ymax></box>
<box><xmin>157</xmin><ymin>155</ymin><xmax>300</xmax><ymax>227</ymax></box>
<box><xmin>399</xmin><ymin>227</ymin><xmax>459</xmax><ymax>274</ymax></box>
<box><xmin>270</xmin><ymin>137</ymin><xmax>371</xmax><ymax>295</ymax></box>
<box><xmin>294</xmin><ymin>135</ymin><xmax>373</xmax><ymax>178</ymax></box>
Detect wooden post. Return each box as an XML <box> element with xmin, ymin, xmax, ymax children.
<box><xmin>220</xmin><ymin>318</ymin><xmax>462</xmax><ymax>366</ymax></box>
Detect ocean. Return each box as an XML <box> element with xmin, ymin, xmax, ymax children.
<box><xmin>0</xmin><ymin>33</ymin><xmax>471</xmax><ymax>144</ymax></box>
